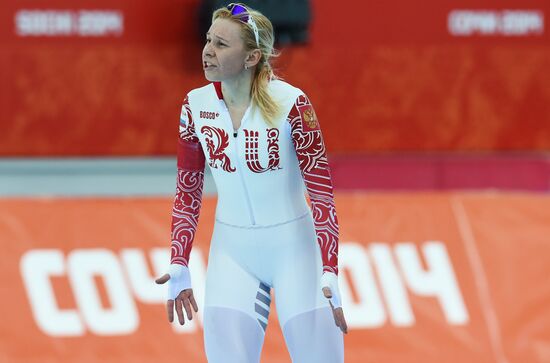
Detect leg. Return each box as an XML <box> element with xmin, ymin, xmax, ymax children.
<box><xmin>271</xmin><ymin>216</ymin><xmax>344</xmax><ymax>363</ymax></box>
<box><xmin>203</xmin><ymin>224</ymin><xmax>272</xmax><ymax>363</ymax></box>
<box><xmin>203</xmin><ymin>306</ymin><xmax>264</xmax><ymax>363</ymax></box>
<box><xmin>282</xmin><ymin>307</ymin><xmax>344</xmax><ymax>363</ymax></box>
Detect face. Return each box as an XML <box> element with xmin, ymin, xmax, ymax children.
<box><xmin>202</xmin><ymin>18</ymin><xmax>249</xmax><ymax>82</ymax></box>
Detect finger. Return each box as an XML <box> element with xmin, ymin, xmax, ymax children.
<box><xmin>182</xmin><ymin>294</ymin><xmax>193</xmax><ymax>320</ymax></box>
<box><xmin>335</xmin><ymin>308</ymin><xmax>348</xmax><ymax>334</ymax></box>
<box><xmin>328</xmin><ymin>300</ymin><xmax>340</xmax><ymax>327</ymax></box>
<box><xmin>335</xmin><ymin>312</ymin><xmax>343</xmax><ymax>329</ymax></box>
<box><xmin>333</xmin><ymin>310</ymin><xmax>342</xmax><ymax>329</ymax></box>
<box><xmin>328</xmin><ymin>298</ymin><xmax>335</xmax><ymax>311</ymax></box>
<box><xmin>189</xmin><ymin>292</ymin><xmax>199</xmax><ymax>312</ymax></box>
<box><xmin>175</xmin><ymin>298</ymin><xmax>185</xmax><ymax>325</ymax></box>
<box><xmin>155</xmin><ymin>274</ymin><xmax>170</xmax><ymax>284</ymax></box>
<box><xmin>322</xmin><ymin>287</ymin><xmax>332</xmax><ymax>298</ymax></box>
<box><xmin>166</xmin><ymin>299</ymin><xmax>174</xmax><ymax>323</ymax></box>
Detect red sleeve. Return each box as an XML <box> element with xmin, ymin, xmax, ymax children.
<box><xmin>170</xmin><ymin>96</ymin><xmax>206</xmax><ymax>267</ymax></box>
<box><xmin>287</xmin><ymin>94</ymin><xmax>339</xmax><ymax>275</ymax></box>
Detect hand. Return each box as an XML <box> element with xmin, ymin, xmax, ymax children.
<box><xmin>155</xmin><ymin>264</ymin><xmax>198</xmax><ymax>325</ymax></box>
<box><xmin>320</xmin><ymin>272</ymin><xmax>348</xmax><ymax>334</ymax></box>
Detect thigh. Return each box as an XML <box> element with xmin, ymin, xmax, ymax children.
<box><xmin>203</xmin><ymin>223</ymin><xmax>273</xmax><ymax>363</ymax></box>
<box><xmin>272</xmin><ymin>217</ymin><xmax>344</xmax><ymax>363</ymax></box>
<box><xmin>272</xmin><ymin>216</ymin><xmax>325</xmax><ymax>326</ymax></box>
<box><xmin>282</xmin><ymin>307</ymin><xmax>344</xmax><ymax>363</ymax></box>
<box><xmin>203</xmin><ymin>306</ymin><xmax>266</xmax><ymax>363</ymax></box>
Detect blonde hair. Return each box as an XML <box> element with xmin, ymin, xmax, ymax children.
<box><xmin>212</xmin><ymin>5</ymin><xmax>281</xmax><ymax>126</ymax></box>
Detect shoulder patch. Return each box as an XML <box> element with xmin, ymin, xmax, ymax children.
<box><xmin>297</xmin><ymin>104</ymin><xmax>319</xmax><ymax>132</ymax></box>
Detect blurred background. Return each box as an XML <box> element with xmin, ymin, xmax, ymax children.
<box><xmin>1</xmin><ymin>0</ymin><xmax>549</xmax><ymax>362</ymax></box>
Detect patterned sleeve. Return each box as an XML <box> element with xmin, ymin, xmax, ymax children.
<box><xmin>287</xmin><ymin>94</ymin><xmax>339</xmax><ymax>275</ymax></box>
<box><xmin>170</xmin><ymin>96</ymin><xmax>206</xmax><ymax>267</ymax></box>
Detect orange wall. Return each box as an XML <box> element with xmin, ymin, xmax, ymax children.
<box><xmin>2</xmin><ymin>193</ymin><xmax>550</xmax><ymax>362</ymax></box>
<box><xmin>1</xmin><ymin>0</ymin><xmax>549</xmax><ymax>155</ymax></box>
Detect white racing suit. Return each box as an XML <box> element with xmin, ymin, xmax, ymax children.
<box><xmin>169</xmin><ymin>80</ymin><xmax>344</xmax><ymax>362</ymax></box>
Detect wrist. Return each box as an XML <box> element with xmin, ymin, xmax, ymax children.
<box><xmin>320</xmin><ymin>271</ymin><xmax>342</xmax><ymax>308</ymax></box>
<box><xmin>167</xmin><ymin>264</ymin><xmax>192</xmax><ymax>299</ymax></box>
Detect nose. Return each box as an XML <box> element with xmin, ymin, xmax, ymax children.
<box><xmin>203</xmin><ymin>42</ymin><xmax>214</xmax><ymax>58</ymax></box>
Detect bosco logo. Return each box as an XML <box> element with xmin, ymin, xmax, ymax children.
<box><xmin>200</xmin><ymin>111</ymin><xmax>219</xmax><ymax>120</ymax></box>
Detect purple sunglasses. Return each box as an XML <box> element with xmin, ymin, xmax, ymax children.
<box><xmin>227</xmin><ymin>3</ymin><xmax>260</xmax><ymax>47</ymax></box>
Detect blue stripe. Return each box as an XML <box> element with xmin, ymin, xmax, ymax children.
<box><xmin>255</xmin><ymin>303</ymin><xmax>269</xmax><ymax>319</ymax></box>
<box><xmin>258</xmin><ymin>319</ymin><xmax>267</xmax><ymax>331</ymax></box>
<box><xmin>256</xmin><ymin>291</ymin><xmax>271</xmax><ymax>306</ymax></box>
<box><xmin>259</xmin><ymin>282</ymin><xmax>270</xmax><ymax>294</ymax></box>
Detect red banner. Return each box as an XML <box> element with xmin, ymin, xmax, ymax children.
<box><xmin>1</xmin><ymin>0</ymin><xmax>549</xmax><ymax>155</ymax></box>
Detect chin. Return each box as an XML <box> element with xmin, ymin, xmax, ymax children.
<box><xmin>204</xmin><ymin>71</ymin><xmax>221</xmax><ymax>82</ymax></box>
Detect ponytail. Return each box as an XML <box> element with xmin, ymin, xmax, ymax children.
<box><xmin>251</xmin><ymin>61</ymin><xmax>280</xmax><ymax>126</ymax></box>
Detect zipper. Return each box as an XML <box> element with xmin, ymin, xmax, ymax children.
<box><xmin>221</xmin><ymin>101</ymin><xmax>256</xmax><ymax>225</ymax></box>
<box><xmin>234</xmin><ymin>134</ymin><xmax>256</xmax><ymax>225</ymax></box>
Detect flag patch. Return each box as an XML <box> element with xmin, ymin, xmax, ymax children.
<box><xmin>298</xmin><ymin>104</ymin><xmax>319</xmax><ymax>132</ymax></box>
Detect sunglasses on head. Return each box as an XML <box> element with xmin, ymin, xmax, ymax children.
<box><xmin>227</xmin><ymin>3</ymin><xmax>260</xmax><ymax>47</ymax></box>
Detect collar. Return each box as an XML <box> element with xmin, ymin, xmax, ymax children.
<box><xmin>213</xmin><ymin>82</ymin><xmax>224</xmax><ymax>100</ymax></box>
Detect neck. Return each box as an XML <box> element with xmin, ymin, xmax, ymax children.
<box><xmin>221</xmin><ymin>70</ymin><xmax>254</xmax><ymax>108</ymax></box>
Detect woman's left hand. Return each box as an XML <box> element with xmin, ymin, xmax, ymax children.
<box><xmin>320</xmin><ymin>272</ymin><xmax>348</xmax><ymax>334</ymax></box>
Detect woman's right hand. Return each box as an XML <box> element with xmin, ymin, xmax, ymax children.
<box><xmin>155</xmin><ymin>264</ymin><xmax>198</xmax><ymax>325</ymax></box>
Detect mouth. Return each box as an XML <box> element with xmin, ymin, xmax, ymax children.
<box><xmin>203</xmin><ymin>61</ymin><xmax>216</xmax><ymax>70</ymax></box>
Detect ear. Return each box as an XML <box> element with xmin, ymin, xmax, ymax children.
<box><xmin>245</xmin><ymin>49</ymin><xmax>262</xmax><ymax>68</ymax></box>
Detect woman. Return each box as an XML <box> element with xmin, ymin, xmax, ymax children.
<box><xmin>156</xmin><ymin>3</ymin><xmax>347</xmax><ymax>362</ymax></box>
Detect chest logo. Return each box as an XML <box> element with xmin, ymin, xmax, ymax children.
<box><xmin>200</xmin><ymin>111</ymin><xmax>219</xmax><ymax>120</ymax></box>
<box><xmin>244</xmin><ymin>128</ymin><xmax>281</xmax><ymax>173</ymax></box>
<box><xmin>201</xmin><ymin>126</ymin><xmax>236</xmax><ymax>172</ymax></box>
